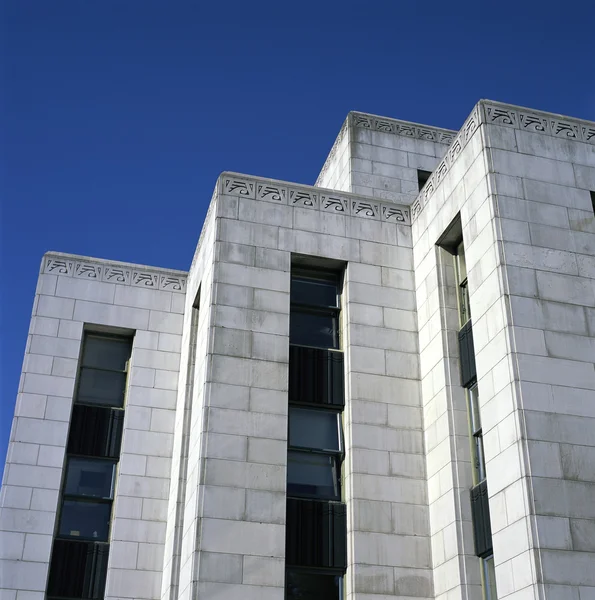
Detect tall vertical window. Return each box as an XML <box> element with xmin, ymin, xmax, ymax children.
<box><xmin>482</xmin><ymin>555</ymin><xmax>498</xmax><ymax>600</ymax></box>
<box><xmin>417</xmin><ymin>169</ymin><xmax>432</xmax><ymax>191</ymax></box>
<box><xmin>447</xmin><ymin>231</ymin><xmax>496</xmax><ymax>600</ymax></box>
<box><xmin>590</xmin><ymin>190</ymin><xmax>595</xmax><ymax>215</ymax></box>
<box><xmin>47</xmin><ymin>332</ymin><xmax>132</xmax><ymax>600</ymax></box>
<box><xmin>290</xmin><ymin>272</ymin><xmax>340</xmax><ymax>349</ymax></box>
<box><xmin>468</xmin><ymin>385</ymin><xmax>485</xmax><ymax>485</ymax></box>
<box><xmin>169</xmin><ymin>289</ymin><xmax>200</xmax><ymax>599</ymax></box>
<box><xmin>286</xmin><ymin>267</ymin><xmax>346</xmax><ymax>600</ymax></box>
<box><xmin>454</xmin><ymin>240</ymin><xmax>470</xmax><ymax>326</ymax></box>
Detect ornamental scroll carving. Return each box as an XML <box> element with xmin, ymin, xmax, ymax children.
<box><xmin>219</xmin><ymin>174</ymin><xmax>412</xmax><ymax>225</ymax></box>
<box><xmin>411</xmin><ymin>104</ymin><xmax>481</xmax><ymax>221</ymax></box>
<box><xmin>44</xmin><ymin>257</ymin><xmax>187</xmax><ymax>293</ymax></box>
<box><xmin>411</xmin><ymin>100</ymin><xmax>595</xmax><ymax>222</ymax></box>
<box><xmin>483</xmin><ymin>102</ymin><xmax>595</xmax><ymax>145</ymax></box>
<box><xmin>350</xmin><ymin>112</ymin><xmax>457</xmax><ymax>146</ymax></box>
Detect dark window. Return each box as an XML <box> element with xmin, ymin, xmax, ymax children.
<box><xmin>47</xmin><ymin>539</ymin><xmax>109</xmax><ymax>599</ymax></box>
<box><xmin>418</xmin><ymin>169</ymin><xmax>432</xmax><ymax>191</ymax></box>
<box><xmin>290</xmin><ymin>272</ymin><xmax>340</xmax><ymax>350</ymax></box>
<box><xmin>290</xmin><ymin>310</ymin><xmax>339</xmax><ymax>349</ymax></box>
<box><xmin>59</xmin><ymin>458</ymin><xmax>115</xmax><ymax>542</ymax></box>
<box><xmin>49</xmin><ymin>332</ymin><xmax>132</xmax><ymax>599</ymax></box>
<box><xmin>470</xmin><ymin>479</ymin><xmax>493</xmax><ymax>557</ymax></box>
<box><xmin>82</xmin><ymin>336</ymin><xmax>131</xmax><ymax>371</ymax></box>
<box><xmin>58</xmin><ymin>500</ymin><xmax>112</xmax><ymax>542</ymax></box>
<box><xmin>291</xmin><ymin>277</ymin><xmax>338</xmax><ymax>308</ymax></box>
<box><xmin>467</xmin><ymin>386</ymin><xmax>486</xmax><ymax>483</ymax></box>
<box><xmin>289</xmin><ymin>407</ymin><xmax>341</xmax><ymax>452</ymax></box>
<box><xmin>77</xmin><ymin>369</ymin><xmax>128</xmax><ymax>407</ymax></box>
<box><xmin>285</xmin><ymin>568</ymin><xmax>342</xmax><ymax>600</ymax></box>
<box><xmin>289</xmin><ymin>346</ymin><xmax>344</xmax><ymax>407</ymax></box>
<box><xmin>286</xmin><ymin>498</ymin><xmax>347</xmax><ymax>568</ymax></box>
<box><xmin>482</xmin><ymin>554</ymin><xmax>498</xmax><ymax>600</ymax></box>
<box><xmin>65</xmin><ymin>458</ymin><xmax>115</xmax><ymax>499</ymax></box>
<box><xmin>287</xmin><ymin>406</ymin><xmax>343</xmax><ymax>501</ymax></box>
<box><xmin>76</xmin><ymin>334</ymin><xmax>132</xmax><ymax>407</ymax></box>
<box><xmin>287</xmin><ymin>264</ymin><xmax>346</xmax><ymax>584</ymax></box>
<box><xmin>459</xmin><ymin>318</ymin><xmax>477</xmax><ymax>388</ymax></box>
<box><xmin>454</xmin><ymin>241</ymin><xmax>470</xmax><ymax>325</ymax></box>
<box><xmin>67</xmin><ymin>404</ymin><xmax>124</xmax><ymax>458</ymax></box>
<box><xmin>591</xmin><ymin>190</ymin><xmax>595</xmax><ymax>215</ymax></box>
<box><xmin>287</xmin><ymin>451</ymin><xmax>341</xmax><ymax>500</ymax></box>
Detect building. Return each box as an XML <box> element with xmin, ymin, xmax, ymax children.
<box><xmin>1</xmin><ymin>99</ymin><xmax>595</xmax><ymax>600</ymax></box>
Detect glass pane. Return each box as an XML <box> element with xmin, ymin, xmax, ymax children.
<box><xmin>78</xmin><ymin>367</ymin><xmax>127</xmax><ymax>407</ymax></box>
<box><xmin>459</xmin><ymin>281</ymin><xmax>471</xmax><ymax>324</ymax></box>
<box><xmin>474</xmin><ymin>434</ymin><xmax>486</xmax><ymax>482</ymax></box>
<box><xmin>287</xmin><ymin>451</ymin><xmax>339</xmax><ymax>499</ymax></box>
<box><xmin>289</xmin><ymin>407</ymin><xmax>340</xmax><ymax>451</ymax></box>
<box><xmin>286</xmin><ymin>569</ymin><xmax>342</xmax><ymax>600</ymax></box>
<box><xmin>58</xmin><ymin>500</ymin><xmax>111</xmax><ymax>541</ymax></box>
<box><xmin>291</xmin><ymin>277</ymin><xmax>338</xmax><ymax>307</ymax></box>
<box><xmin>290</xmin><ymin>311</ymin><xmax>338</xmax><ymax>349</ymax></box>
<box><xmin>456</xmin><ymin>242</ymin><xmax>467</xmax><ymax>283</ymax></box>
<box><xmin>65</xmin><ymin>458</ymin><xmax>115</xmax><ymax>499</ymax></box>
<box><xmin>468</xmin><ymin>386</ymin><xmax>481</xmax><ymax>433</ymax></box>
<box><xmin>483</xmin><ymin>555</ymin><xmax>498</xmax><ymax>600</ymax></box>
<box><xmin>82</xmin><ymin>336</ymin><xmax>132</xmax><ymax>371</ymax></box>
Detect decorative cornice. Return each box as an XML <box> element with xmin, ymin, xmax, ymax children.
<box><xmin>219</xmin><ymin>172</ymin><xmax>411</xmax><ymax>225</ymax></box>
<box><xmin>411</xmin><ymin>104</ymin><xmax>481</xmax><ymax>221</ymax></box>
<box><xmin>481</xmin><ymin>100</ymin><xmax>595</xmax><ymax>144</ymax></box>
<box><xmin>43</xmin><ymin>253</ymin><xmax>187</xmax><ymax>293</ymax></box>
<box><xmin>314</xmin><ymin>118</ymin><xmax>348</xmax><ymax>187</ymax></box>
<box><xmin>350</xmin><ymin>111</ymin><xmax>457</xmax><ymax>145</ymax></box>
<box><xmin>411</xmin><ymin>100</ymin><xmax>595</xmax><ymax>222</ymax></box>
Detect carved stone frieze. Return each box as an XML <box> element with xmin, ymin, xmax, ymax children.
<box><xmin>483</xmin><ymin>101</ymin><xmax>595</xmax><ymax>145</ymax></box>
<box><xmin>219</xmin><ymin>173</ymin><xmax>411</xmax><ymax>225</ymax></box>
<box><xmin>350</xmin><ymin>112</ymin><xmax>456</xmax><ymax>146</ymax></box>
<box><xmin>44</xmin><ymin>256</ymin><xmax>187</xmax><ymax>293</ymax></box>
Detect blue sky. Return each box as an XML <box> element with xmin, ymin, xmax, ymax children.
<box><xmin>2</xmin><ymin>0</ymin><xmax>595</xmax><ymax>466</ymax></box>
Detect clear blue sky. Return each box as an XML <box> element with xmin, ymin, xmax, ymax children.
<box><xmin>2</xmin><ymin>0</ymin><xmax>595</xmax><ymax>466</ymax></box>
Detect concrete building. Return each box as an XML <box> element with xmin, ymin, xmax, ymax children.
<box><xmin>1</xmin><ymin>99</ymin><xmax>595</xmax><ymax>600</ymax></box>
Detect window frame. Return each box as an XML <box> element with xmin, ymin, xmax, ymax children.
<box><xmin>454</xmin><ymin>241</ymin><xmax>471</xmax><ymax>326</ymax></box>
<box><xmin>286</xmin><ymin>450</ymin><xmax>342</xmax><ymax>501</ymax></box>
<box><xmin>285</xmin><ymin>566</ymin><xmax>344</xmax><ymax>600</ymax></box>
<box><xmin>75</xmin><ymin>333</ymin><xmax>133</xmax><ymax>409</ymax></box>
<box><xmin>417</xmin><ymin>169</ymin><xmax>432</xmax><ymax>192</ymax></box>
<box><xmin>286</xmin><ymin>405</ymin><xmax>344</xmax><ymax>502</ymax></box>
<box><xmin>290</xmin><ymin>270</ymin><xmax>342</xmax><ymax>351</ymax></box>
<box><xmin>467</xmin><ymin>385</ymin><xmax>486</xmax><ymax>485</ymax></box>
<box><xmin>481</xmin><ymin>554</ymin><xmax>498</xmax><ymax>600</ymax></box>
<box><xmin>57</xmin><ymin>455</ymin><xmax>117</xmax><ymax>543</ymax></box>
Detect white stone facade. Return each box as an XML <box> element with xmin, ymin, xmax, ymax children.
<box><xmin>1</xmin><ymin>99</ymin><xmax>595</xmax><ymax>600</ymax></box>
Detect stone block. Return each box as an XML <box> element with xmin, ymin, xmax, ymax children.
<box><xmin>206</xmin><ymin>433</ymin><xmax>247</xmax><ymax>461</ymax></box>
<box><xmin>36</xmin><ymin>295</ymin><xmax>75</xmax><ymax>320</ymax></box>
<box><xmin>13</xmin><ymin>417</ymin><xmax>69</xmax><ymax>447</ymax></box>
<box><xmin>199</xmin><ymin>518</ymin><xmax>284</xmax><ymax>557</ymax></box>
<box><xmin>536</xmin><ymin>271</ymin><xmax>594</xmax><ymax>306</ymax></box>
<box><xmin>198</xmin><ymin>551</ymin><xmax>243</xmax><ymax>583</ymax></box>
<box><xmin>55</xmin><ymin>277</ymin><xmax>115</xmax><ymax>304</ymax></box>
<box><xmin>351</xmin><ymin>531</ymin><xmax>431</xmax><ymax>568</ymax></box>
<box><xmin>202</xmin><ymin>485</ymin><xmax>245</xmax><ymax>520</ymax></box>
<box><xmin>247</xmin><ymin>438</ymin><xmax>286</xmax><ymax>466</ymax></box>
<box><xmin>195</xmin><ymin>582</ymin><xmax>282</xmax><ymax>600</ymax></box>
<box><xmin>73</xmin><ymin>300</ymin><xmax>149</xmax><ymax>330</ymax></box>
<box><xmin>242</xmin><ymin>556</ymin><xmax>284</xmax><ymax>587</ymax></box>
<box><xmin>245</xmin><ymin>490</ymin><xmax>285</xmax><ymax>525</ymax></box>
<box><xmin>108</xmin><ymin>541</ymin><xmax>138</xmax><ymax>570</ymax></box>
<box><xmin>251</xmin><ymin>332</ymin><xmax>288</xmax><ymax>362</ymax></box>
